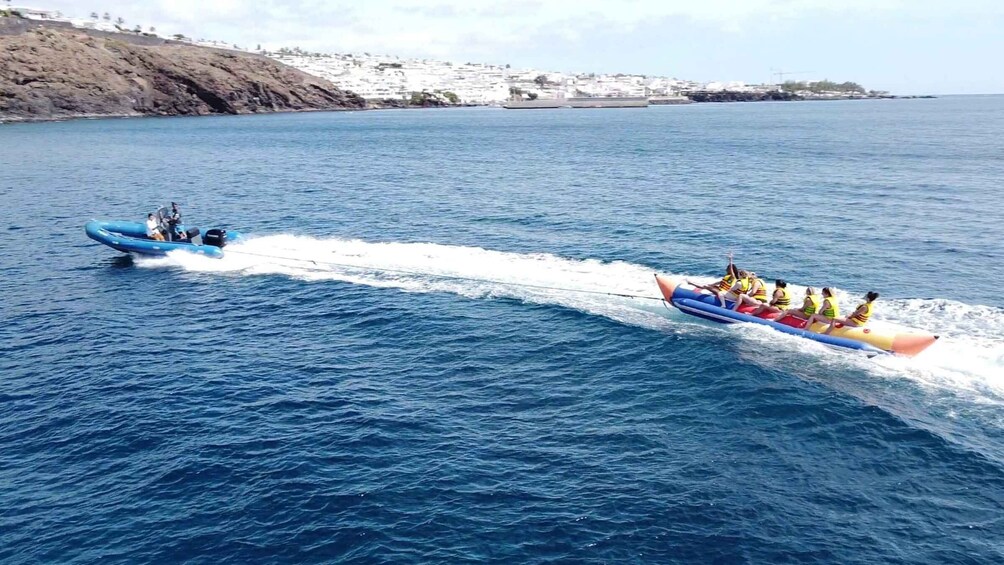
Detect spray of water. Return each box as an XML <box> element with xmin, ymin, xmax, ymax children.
<box><xmin>137</xmin><ymin>234</ymin><xmax>1004</xmax><ymax>405</ymax></box>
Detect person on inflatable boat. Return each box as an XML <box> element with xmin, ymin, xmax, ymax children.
<box><xmin>773</xmin><ymin>287</ymin><xmax>821</xmax><ymax>322</ymax></box>
<box><xmin>823</xmin><ymin>292</ymin><xmax>878</xmax><ymax>334</ymax></box>
<box><xmin>748</xmin><ymin>279</ymin><xmax>792</xmax><ymax>317</ymax></box>
<box><xmin>688</xmin><ymin>253</ymin><xmax>739</xmax><ymax>296</ymax></box>
<box><xmin>146</xmin><ymin>213</ymin><xmax>165</xmax><ymax>241</ymax></box>
<box><xmin>167</xmin><ymin>202</ymin><xmax>184</xmax><ymax>241</ymax></box>
<box><xmin>731</xmin><ymin>272</ymin><xmax>769</xmax><ymax>311</ymax></box>
<box><xmin>711</xmin><ymin>269</ymin><xmax>750</xmax><ymax>307</ymax></box>
<box><xmin>803</xmin><ymin>287</ymin><xmax>841</xmax><ymax>331</ymax></box>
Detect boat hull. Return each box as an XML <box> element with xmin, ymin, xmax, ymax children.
<box><xmin>655</xmin><ymin>275</ymin><xmax>938</xmax><ymax>357</ymax></box>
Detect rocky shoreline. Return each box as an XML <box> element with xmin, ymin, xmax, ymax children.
<box><xmin>0</xmin><ymin>18</ymin><xmax>369</xmax><ymax>123</ymax></box>
<box><xmin>683</xmin><ymin>90</ymin><xmax>800</xmax><ymax>103</ymax></box>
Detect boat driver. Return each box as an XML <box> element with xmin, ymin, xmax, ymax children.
<box><xmin>167</xmin><ymin>202</ymin><xmax>183</xmax><ymax>241</ymax></box>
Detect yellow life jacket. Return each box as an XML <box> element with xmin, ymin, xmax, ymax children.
<box><xmin>751</xmin><ymin>278</ymin><xmax>768</xmax><ymax>301</ymax></box>
<box><xmin>735</xmin><ymin>277</ymin><xmax>751</xmax><ymax>294</ymax></box>
<box><xmin>772</xmin><ymin>287</ymin><xmax>791</xmax><ymax>309</ymax></box>
<box><xmin>802</xmin><ymin>294</ymin><xmax>821</xmax><ymax>316</ymax></box>
<box><xmin>716</xmin><ymin>273</ymin><xmax>735</xmax><ymax>292</ymax></box>
<box><xmin>850</xmin><ymin>301</ymin><xmax>873</xmax><ymax>325</ymax></box>
<box><xmin>821</xmin><ymin>297</ymin><xmax>840</xmax><ymax>318</ymax></box>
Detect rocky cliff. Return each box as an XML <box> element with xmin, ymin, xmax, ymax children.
<box><xmin>0</xmin><ymin>19</ymin><xmax>366</xmax><ymax>121</ymax></box>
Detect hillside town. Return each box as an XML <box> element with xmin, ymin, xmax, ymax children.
<box><xmin>4</xmin><ymin>4</ymin><xmax>888</xmax><ymax>105</ymax></box>
<box><xmin>268</xmin><ymin>50</ymin><xmax>716</xmax><ymax>104</ymax></box>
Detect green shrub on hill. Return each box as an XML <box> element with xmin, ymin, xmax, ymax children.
<box><xmin>781</xmin><ymin>80</ymin><xmax>866</xmax><ymax>94</ymax></box>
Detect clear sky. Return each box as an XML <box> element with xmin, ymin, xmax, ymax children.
<box><xmin>29</xmin><ymin>0</ymin><xmax>1004</xmax><ymax>94</ymax></box>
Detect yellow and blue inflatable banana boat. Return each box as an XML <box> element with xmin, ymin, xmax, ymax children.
<box><xmin>655</xmin><ymin>275</ymin><xmax>938</xmax><ymax>357</ymax></box>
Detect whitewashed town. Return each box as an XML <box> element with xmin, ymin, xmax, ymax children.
<box><xmin>5</xmin><ymin>4</ymin><xmax>888</xmax><ymax>106</ymax></box>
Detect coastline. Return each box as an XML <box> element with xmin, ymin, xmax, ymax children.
<box><xmin>1</xmin><ymin>17</ymin><xmax>939</xmax><ymax>125</ymax></box>
<box><xmin>1</xmin><ymin>94</ymin><xmax>943</xmax><ymax>125</ymax></box>
<box><xmin>0</xmin><ymin>106</ymin><xmax>371</xmax><ymax>125</ymax></box>
<box><xmin>0</xmin><ymin>101</ymin><xmax>484</xmax><ymax>125</ymax></box>
<box><xmin>0</xmin><ymin>17</ymin><xmax>937</xmax><ymax>126</ymax></box>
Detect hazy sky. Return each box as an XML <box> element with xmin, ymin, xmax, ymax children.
<box><xmin>34</xmin><ymin>0</ymin><xmax>1004</xmax><ymax>94</ymax></box>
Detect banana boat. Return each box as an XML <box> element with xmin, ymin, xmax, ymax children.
<box><xmin>655</xmin><ymin>275</ymin><xmax>938</xmax><ymax>357</ymax></box>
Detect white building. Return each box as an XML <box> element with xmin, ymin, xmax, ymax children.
<box><xmin>268</xmin><ymin>51</ymin><xmax>737</xmax><ymax>104</ymax></box>
<box><xmin>7</xmin><ymin>4</ymin><xmax>775</xmax><ymax>102</ymax></box>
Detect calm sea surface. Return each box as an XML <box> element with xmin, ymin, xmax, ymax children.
<box><xmin>2</xmin><ymin>97</ymin><xmax>1003</xmax><ymax>563</ymax></box>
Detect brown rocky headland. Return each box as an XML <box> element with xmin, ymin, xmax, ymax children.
<box><xmin>0</xmin><ymin>17</ymin><xmax>367</xmax><ymax>122</ymax></box>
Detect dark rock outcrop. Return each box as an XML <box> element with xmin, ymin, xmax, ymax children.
<box><xmin>371</xmin><ymin>97</ymin><xmax>451</xmax><ymax>109</ymax></box>
<box><xmin>0</xmin><ymin>20</ymin><xmax>366</xmax><ymax>121</ymax></box>
<box><xmin>684</xmin><ymin>90</ymin><xmax>801</xmax><ymax>103</ymax></box>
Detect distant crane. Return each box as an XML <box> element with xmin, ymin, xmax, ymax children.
<box><xmin>769</xmin><ymin>68</ymin><xmax>814</xmax><ymax>86</ymax></box>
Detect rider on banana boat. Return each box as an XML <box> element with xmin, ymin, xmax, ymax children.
<box><xmin>824</xmin><ymin>291</ymin><xmax>878</xmax><ymax>334</ymax></box>
<box><xmin>713</xmin><ymin>269</ymin><xmax>751</xmax><ymax>307</ymax></box>
<box><xmin>774</xmin><ymin>287</ymin><xmax>822</xmax><ymax>322</ymax></box>
<box><xmin>688</xmin><ymin>253</ymin><xmax>739</xmax><ymax>295</ymax></box>
<box><xmin>748</xmin><ymin>279</ymin><xmax>792</xmax><ymax>317</ymax></box>
<box><xmin>731</xmin><ymin>272</ymin><xmax>769</xmax><ymax>311</ymax></box>
<box><xmin>804</xmin><ymin>287</ymin><xmax>841</xmax><ymax>331</ymax></box>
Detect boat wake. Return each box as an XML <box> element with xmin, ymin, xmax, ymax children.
<box><xmin>139</xmin><ymin>233</ymin><xmax>676</xmax><ymax>330</ymax></box>
<box><xmin>137</xmin><ymin>234</ymin><xmax>1004</xmax><ymax>425</ymax></box>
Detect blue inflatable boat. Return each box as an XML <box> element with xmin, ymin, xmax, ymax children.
<box><xmin>85</xmin><ymin>206</ymin><xmax>242</xmax><ymax>258</ymax></box>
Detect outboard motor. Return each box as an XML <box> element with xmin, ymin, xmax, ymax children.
<box><xmin>204</xmin><ymin>228</ymin><xmax>227</xmax><ymax>248</ymax></box>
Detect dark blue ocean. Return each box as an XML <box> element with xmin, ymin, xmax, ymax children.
<box><xmin>2</xmin><ymin>97</ymin><xmax>1003</xmax><ymax>563</ymax></box>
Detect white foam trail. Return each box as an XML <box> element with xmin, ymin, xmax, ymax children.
<box><xmin>137</xmin><ymin>234</ymin><xmax>676</xmax><ymax>331</ymax></box>
<box><xmin>138</xmin><ymin>235</ymin><xmax>1004</xmax><ymax>405</ymax></box>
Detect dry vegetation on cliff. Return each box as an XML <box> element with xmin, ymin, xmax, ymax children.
<box><xmin>0</xmin><ymin>21</ymin><xmax>366</xmax><ymax>121</ymax></box>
